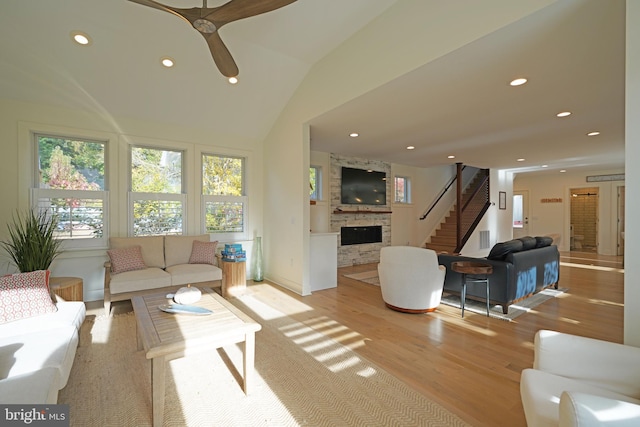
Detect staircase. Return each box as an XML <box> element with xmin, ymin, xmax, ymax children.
<box><xmin>425</xmin><ymin>169</ymin><xmax>489</xmax><ymax>254</ymax></box>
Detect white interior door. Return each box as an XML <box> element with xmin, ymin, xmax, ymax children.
<box><xmin>513</xmin><ymin>190</ymin><xmax>529</xmax><ymax>238</ymax></box>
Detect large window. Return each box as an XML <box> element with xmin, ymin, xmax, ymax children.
<box><xmin>202</xmin><ymin>154</ymin><xmax>246</xmax><ymax>240</ymax></box>
<box><xmin>32</xmin><ymin>134</ymin><xmax>107</xmax><ymax>249</ymax></box>
<box><xmin>129</xmin><ymin>147</ymin><xmax>185</xmax><ymax>236</ymax></box>
<box><xmin>394</xmin><ymin>176</ymin><xmax>411</xmax><ymax>203</ymax></box>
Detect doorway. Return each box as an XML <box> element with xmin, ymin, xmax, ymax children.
<box><xmin>569</xmin><ymin>187</ymin><xmax>598</xmax><ymax>252</ymax></box>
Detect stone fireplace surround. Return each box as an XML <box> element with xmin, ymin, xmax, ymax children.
<box><xmin>330</xmin><ymin>154</ymin><xmax>391</xmax><ymax>267</ymax></box>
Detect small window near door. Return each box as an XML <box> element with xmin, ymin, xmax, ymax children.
<box><xmin>513</xmin><ymin>194</ymin><xmax>524</xmax><ymax>228</ymax></box>
<box><xmin>394</xmin><ymin>176</ymin><xmax>411</xmax><ymax>203</ymax></box>
<box><xmin>310</xmin><ymin>166</ymin><xmax>321</xmax><ymax>201</ymax></box>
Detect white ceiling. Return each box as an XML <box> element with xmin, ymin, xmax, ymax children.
<box><xmin>310</xmin><ymin>0</ymin><xmax>626</xmax><ymax>175</ymax></box>
<box><xmin>0</xmin><ymin>0</ymin><xmax>626</xmax><ymax>176</ymax></box>
<box><xmin>0</xmin><ymin>0</ymin><xmax>398</xmax><ymax>140</ymax></box>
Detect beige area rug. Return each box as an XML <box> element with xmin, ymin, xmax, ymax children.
<box><xmin>343</xmin><ymin>270</ymin><xmax>380</xmax><ymax>286</ymax></box>
<box><xmin>441</xmin><ymin>287</ymin><xmax>569</xmax><ymax>321</ymax></box>
<box><xmin>344</xmin><ymin>270</ymin><xmax>567</xmax><ymax>321</ymax></box>
<box><xmin>59</xmin><ymin>297</ymin><xmax>470</xmax><ymax>426</ymax></box>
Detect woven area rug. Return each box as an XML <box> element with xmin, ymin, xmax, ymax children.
<box><xmin>343</xmin><ymin>270</ymin><xmax>379</xmax><ymax>286</ymax></box>
<box><xmin>441</xmin><ymin>287</ymin><xmax>569</xmax><ymax>321</ymax></box>
<box><xmin>59</xmin><ymin>296</ymin><xmax>470</xmax><ymax>426</ymax></box>
<box><xmin>343</xmin><ymin>270</ymin><xmax>567</xmax><ymax>321</ymax></box>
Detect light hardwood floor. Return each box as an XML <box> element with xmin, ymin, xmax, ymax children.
<box><xmin>90</xmin><ymin>251</ymin><xmax>623</xmax><ymax>426</ymax></box>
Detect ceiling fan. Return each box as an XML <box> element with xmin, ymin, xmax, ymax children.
<box><xmin>129</xmin><ymin>0</ymin><xmax>297</xmax><ymax>79</ymax></box>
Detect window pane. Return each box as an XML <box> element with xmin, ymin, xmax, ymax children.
<box><xmin>395</xmin><ymin>176</ymin><xmax>408</xmax><ymax>203</ymax></box>
<box><xmin>133</xmin><ymin>200</ymin><xmax>182</xmax><ymax>236</ymax></box>
<box><xmin>131</xmin><ymin>147</ymin><xmax>182</xmax><ymax>193</ymax></box>
<box><xmin>310</xmin><ymin>167</ymin><xmax>318</xmax><ymax>199</ymax></box>
<box><xmin>205</xmin><ymin>201</ymin><xmax>244</xmax><ymax>233</ymax></box>
<box><xmin>513</xmin><ymin>194</ymin><xmax>524</xmax><ymax>228</ymax></box>
<box><xmin>36</xmin><ymin>197</ymin><xmax>104</xmax><ymax>240</ymax></box>
<box><xmin>202</xmin><ymin>155</ymin><xmax>243</xmax><ymax>196</ymax></box>
<box><xmin>37</xmin><ymin>136</ymin><xmax>105</xmax><ymax>190</ymax></box>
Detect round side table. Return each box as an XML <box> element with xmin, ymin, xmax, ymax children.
<box><xmin>451</xmin><ymin>261</ymin><xmax>493</xmax><ymax>318</ymax></box>
<box><xmin>49</xmin><ymin>276</ymin><xmax>84</xmax><ymax>302</ymax></box>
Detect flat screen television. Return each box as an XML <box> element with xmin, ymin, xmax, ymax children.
<box><xmin>340</xmin><ymin>167</ymin><xmax>387</xmax><ymax>205</ymax></box>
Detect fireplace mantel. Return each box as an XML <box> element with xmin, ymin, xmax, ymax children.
<box><xmin>333</xmin><ymin>210</ymin><xmax>392</xmax><ymax>214</ymax></box>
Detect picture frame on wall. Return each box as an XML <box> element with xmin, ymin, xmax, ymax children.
<box><xmin>499</xmin><ymin>191</ymin><xmax>506</xmax><ymax>210</ymax></box>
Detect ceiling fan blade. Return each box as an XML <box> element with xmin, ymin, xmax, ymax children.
<box><xmin>204</xmin><ymin>32</ymin><xmax>239</xmax><ymax>78</ymax></box>
<box><xmin>128</xmin><ymin>0</ymin><xmax>191</xmax><ymax>25</ymax></box>
<box><xmin>211</xmin><ymin>0</ymin><xmax>297</xmax><ymax>27</ymax></box>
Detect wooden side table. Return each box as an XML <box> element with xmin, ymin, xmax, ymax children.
<box><xmin>220</xmin><ymin>260</ymin><xmax>247</xmax><ymax>298</ymax></box>
<box><xmin>451</xmin><ymin>262</ymin><xmax>493</xmax><ymax>318</ymax></box>
<box><xmin>49</xmin><ymin>276</ymin><xmax>84</xmax><ymax>302</ymax></box>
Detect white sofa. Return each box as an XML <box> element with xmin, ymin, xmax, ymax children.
<box><xmin>0</xmin><ymin>288</ymin><xmax>86</xmax><ymax>403</ymax></box>
<box><xmin>104</xmin><ymin>234</ymin><xmax>222</xmax><ymax>313</ymax></box>
<box><xmin>520</xmin><ymin>330</ymin><xmax>640</xmax><ymax>426</ymax></box>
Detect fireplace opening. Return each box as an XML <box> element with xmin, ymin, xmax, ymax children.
<box><xmin>341</xmin><ymin>226</ymin><xmax>382</xmax><ymax>246</ymax></box>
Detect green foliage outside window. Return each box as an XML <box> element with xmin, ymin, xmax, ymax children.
<box><xmin>37</xmin><ymin>136</ymin><xmax>105</xmax><ymax>239</ymax></box>
<box><xmin>309</xmin><ymin>167</ymin><xmax>317</xmax><ymax>198</ymax></box>
<box><xmin>131</xmin><ymin>147</ymin><xmax>182</xmax><ymax>193</ymax></box>
<box><xmin>130</xmin><ymin>147</ymin><xmax>184</xmax><ymax>236</ymax></box>
<box><xmin>202</xmin><ymin>155</ymin><xmax>243</xmax><ymax>196</ymax></box>
<box><xmin>203</xmin><ymin>154</ymin><xmax>244</xmax><ymax>234</ymax></box>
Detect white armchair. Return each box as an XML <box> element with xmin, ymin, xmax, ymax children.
<box><xmin>377</xmin><ymin>246</ymin><xmax>446</xmax><ymax>313</ymax></box>
<box><xmin>520</xmin><ymin>330</ymin><xmax>640</xmax><ymax>426</ymax></box>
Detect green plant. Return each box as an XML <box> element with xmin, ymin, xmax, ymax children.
<box><xmin>1</xmin><ymin>209</ymin><xmax>63</xmax><ymax>272</ymax></box>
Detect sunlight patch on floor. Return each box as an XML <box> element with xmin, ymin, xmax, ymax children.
<box><xmin>90</xmin><ymin>317</ymin><xmax>113</xmax><ymax>344</ymax></box>
<box><xmin>588</xmin><ymin>298</ymin><xmax>624</xmax><ymax>307</ymax></box>
<box><xmin>561</xmin><ymin>261</ymin><xmax>624</xmax><ymax>273</ymax></box>
<box><xmin>237</xmin><ymin>294</ymin><xmax>289</xmax><ymax>320</ymax></box>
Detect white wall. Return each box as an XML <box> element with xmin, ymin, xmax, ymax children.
<box><xmin>514</xmin><ymin>168</ymin><xmax>624</xmax><ymax>254</ymax></box>
<box><xmin>460</xmin><ymin>169</ymin><xmax>514</xmax><ymax>257</ymax></box>
<box><xmin>625</xmin><ymin>0</ymin><xmax>640</xmax><ymax>346</ymax></box>
<box><xmin>0</xmin><ymin>99</ymin><xmax>264</xmax><ymax>301</ymax></box>
<box><xmin>390</xmin><ymin>163</ymin><xmax>452</xmax><ymax>247</ymax></box>
<box><xmin>263</xmin><ymin>0</ymin><xmax>557</xmax><ymax>294</ymax></box>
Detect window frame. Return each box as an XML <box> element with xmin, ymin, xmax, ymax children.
<box><xmin>128</xmin><ymin>145</ymin><xmax>186</xmax><ymax>236</ymax></box>
<box><xmin>31</xmin><ymin>132</ymin><xmax>109</xmax><ymax>250</ymax></box>
<box><xmin>201</xmin><ymin>152</ymin><xmax>249</xmax><ymax>242</ymax></box>
<box><xmin>394</xmin><ymin>175</ymin><xmax>411</xmax><ymax>204</ymax></box>
<box><xmin>310</xmin><ymin>165</ymin><xmax>322</xmax><ymax>201</ymax></box>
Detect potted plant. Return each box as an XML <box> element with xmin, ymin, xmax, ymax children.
<box><xmin>1</xmin><ymin>209</ymin><xmax>63</xmax><ymax>272</ymax></box>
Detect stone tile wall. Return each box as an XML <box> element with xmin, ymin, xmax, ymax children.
<box><xmin>330</xmin><ymin>154</ymin><xmax>391</xmax><ymax>267</ymax></box>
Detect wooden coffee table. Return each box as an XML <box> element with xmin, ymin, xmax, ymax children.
<box><xmin>131</xmin><ymin>287</ymin><xmax>262</xmax><ymax>427</ymax></box>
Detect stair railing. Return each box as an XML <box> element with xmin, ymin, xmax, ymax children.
<box><xmin>420</xmin><ymin>164</ymin><xmax>467</xmax><ymax>221</ymax></box>
<box><xmin>455</xmin><ymin>167</ymin><xmax>490</xmax><ymax>253</ymax></box>
<box><xmin>420</xmin><ymin>163</ymin><xmax>490</xmax><ymax>253</ymax></box>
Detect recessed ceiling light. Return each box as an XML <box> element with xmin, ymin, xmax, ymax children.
<box><xmin>349</xmin><ymin>133</ymin><xmax>359</xmax><ymax>138</ymax></box>
<box><xmin>557</xmin><ymin>111</ymin><xmax>571</xmax><ymax>117</ymax></box>
<box><xmin>71</xmin><ymin>31</ymin><xmax>91</xmax><ymax>46</ymax></box>
<box><xmin>510</xmin><ymin>77</ymin><xmax>528</xmax><ymax>86</ymax></box>
<box><xmin>228</xmin><ymin>77</ymin><xmax>238</xmax><ymax>84</ymax></box>
<box><xmin>517</xmin><ymin>158</ymin><xmax>525</xmax><ymax>162</ymax></box>
<box><xmin>541</xmin><ymin>165</ymin><xmax>548</xmax><ymax>168</ymax></box>
<box><xmin>448</xmin><ymin>155</ymin><xmax>455</xmax><ymax>159</ymax></box>
<box><xmin>587</xmin><ymin>131</ymin><xmax>600</xmax><ymax>136</ymax></box>
<box><xmin>406</xmin><ymin>146</ymin><xmax>415</xmax><ymax>150</ymax></box>
<box><xmin>160</xmin><ymin>57</ymin><xmax>175</xmax><ymax>68</ymax></box>
<box><xmin>560</xmin><ymin>170</ymin><xmax>567</xmax><ymax>173</ymax></box>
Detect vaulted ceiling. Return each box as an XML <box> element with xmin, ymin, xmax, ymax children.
<box><xmin>0</xmin><ymin>0</ymin><xmax>625</xmax><ymax>175</ymax></box>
